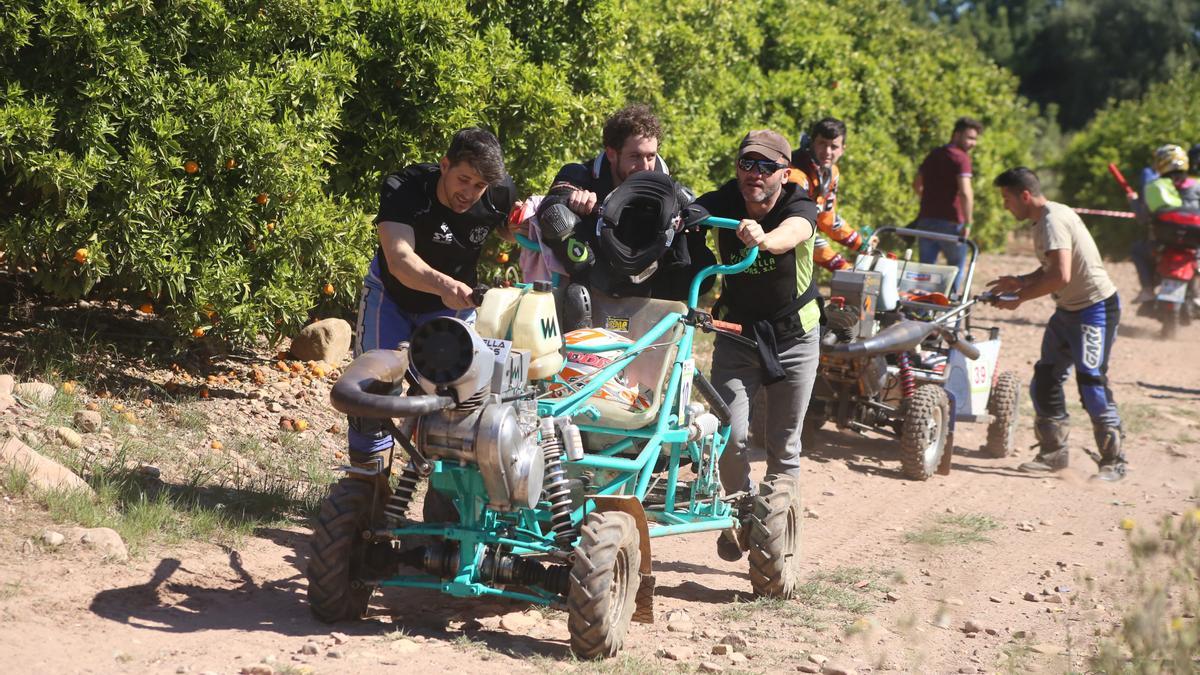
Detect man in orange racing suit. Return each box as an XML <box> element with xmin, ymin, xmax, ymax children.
<box><xmin>789</xmin><ymin>117</ymin><xmax>875</xmax><ymax>271</ymax></box>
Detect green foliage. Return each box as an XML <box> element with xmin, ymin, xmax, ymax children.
<box><xmin>1089</xmin><ymin>510</ymin><xmax>1200</xmax><ymax>673</ymax></box>
<box><xmin>1058</xmin><ymin>69</ymin><xmax>1200</xmax><ymax>254</ymax></box>
<box><xmin>1</xmin><ymin>0</ymin><xmax>1038</xmax><ymax>345</ymax></box>
<box><xmin>907</xmin><ymin>0</ymin><xmax>1200</xmax><ymax>129</ymax></box>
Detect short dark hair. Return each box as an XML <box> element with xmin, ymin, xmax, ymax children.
<box><xmin>993</xmin><ymin>167</ymin><xmax>1042</xmax><ymax>196</ymax></box>
<box><xmin>954</xmin><ymin>116</ymin><xmax>984</xmax><ymax>135</ymax></box>
<box><xmin>446</xmin><ymin>127</ymin><xmax>506</xmax><ymax>185</ymax></box>
<box><xmin>809</xmin><ymin>117</ymin><xmax>847</xmax><ymax>141</ymax></box>
<box><xmin>602</xmin><ymin>104</ymin><xmax>662</xmax><ymax>152</ymax></box>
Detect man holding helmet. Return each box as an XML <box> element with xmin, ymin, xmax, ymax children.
<box><xmin>540</xmin><ymin>104</ymin><xmax>715</xmax><ymax>303</ymax></box>
<box><xmin>695</xmin><ymin>130</ymin><xmax>820</xmax><ymax>561</ymax></box>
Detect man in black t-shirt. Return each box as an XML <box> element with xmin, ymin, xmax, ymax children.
<box><xmin>349</xmin><ymin>127</ymin><xmax>518</xmax><ymax>459</ymax></box>
<box><xmin>541</xmin><ymin>104</ymin><xmax>714</xmax><ymax>300</ymax></box>
<box><xmin>695</xmin><ymin>130</ymin><xmax>820</xmax><ymax>562</ymax></box>
<box><xmin>544</xmin><ymin>103</ymin><xmax>668</xmax><ymax>217</ymax></box>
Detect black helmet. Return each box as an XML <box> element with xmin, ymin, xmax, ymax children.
<box><xmin>594</xmin><ymin>172</ymin><xmax>688</xmax><ymax>286</ymax></box>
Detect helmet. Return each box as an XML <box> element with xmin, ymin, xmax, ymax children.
<box><xmin>1189</xmin><ymin>144</ymin><xmax>1200</xmax><ymax>175</ymax></box>
<box><xmin>591</xmin><ymin>172</ymin><xmax>704</xmax><ymax>296</ymax></box>
<box><xmin>1152</xmin><ymin>144</ymin><xmax>1188</xmax><ymax>175</ymax></box>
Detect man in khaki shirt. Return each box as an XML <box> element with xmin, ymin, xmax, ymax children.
<box><xmin>986</xmin><ymin>167</ymin><xmax>1126</xmax><ymax>481</ymax></box>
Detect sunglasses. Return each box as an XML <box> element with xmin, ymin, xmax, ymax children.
<box><xmin>736</xmin><ymin>157</ymin><xmax>788</xmax><ymax>175</ymax></box>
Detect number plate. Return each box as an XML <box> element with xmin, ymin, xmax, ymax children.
<box><xmin>1157</xmin><ymin>278</ymin><xmax>1188</xmax><ymax>303</ymax></box>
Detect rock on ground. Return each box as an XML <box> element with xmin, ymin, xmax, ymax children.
<box><xmin>0</xmin><ymin>437</ymin><xmax>94</xmax><ymax>495</ymax></box>
<box><xmin>289</xmin><ymin>319</ymin><xmax>351</xmax><ymax>364</ymax></box>
<box><xmin>14</xmin><ymin>382</ymin><xmax>56</xmax><ymax>405</ymax></box>
<box><xmin>53</xmin><ymin>426</ymin><xmax>83</xmax><ymax>449</ymax></box>
<box><xmin>74</xmin><ymin>410</ymin><xmax>103</xmax><ymax>433</ymax></box>
<box><xmin>66</xmin><ymin>527</ymin><xmax>129</xmax><ymax>562</ymax></box>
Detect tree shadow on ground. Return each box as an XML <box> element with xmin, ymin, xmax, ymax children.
<box><xmin>654</xmin><ymin>559</ymin><xmax>751</xmax><ymax>580</ymax></box>
<box><xmin>1135</xmin><ymin>380</ymin><xmax>1200</xmax><ymax>400</ymax></box>
<box><xmin>654</xmin><ymin>579</ymin><xmax>747</xmax><ymax>605</ymax></box>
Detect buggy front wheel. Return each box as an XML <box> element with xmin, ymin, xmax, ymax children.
<box><xmin>899</xmin><ymin>385</ymin><xmax>950</xmax><ymax>480</ymax></box>
<box><xmin>568</xmin><ymin>511</ymin><xmax>642</xmax><ymax>659</ymax></box>
<box><xmin>307</xmin><ymin>478</ymin><xmax>384</xmax><ymax>622</ymax></box>
<box><xmin>747</xmin><ymin>477</ymin><xmax>801</xmax><ymax>598</ymax></box>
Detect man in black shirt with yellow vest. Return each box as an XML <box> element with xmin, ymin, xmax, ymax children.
<box><xmin>695</xmin><ymin>130</ymin><xmax>820</xmax><ymax>562</ymax></box>
<box><xmin>349</xmin><ymin>127</ymin><xmax>518</xmax><ymax>459</ymax></box>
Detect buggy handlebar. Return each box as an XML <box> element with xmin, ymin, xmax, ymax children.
<box><xmin>688</xmin><ymin>216</ymin><xmax>758</xmax><ymax>308</ymax></box>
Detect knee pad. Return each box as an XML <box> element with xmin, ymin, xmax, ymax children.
<box><xmin>347</xmin><ymin>415</ymin><xmax>393</xmax><ymax>456</ymax></box>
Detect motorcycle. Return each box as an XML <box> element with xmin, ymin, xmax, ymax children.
<box><xmin>1140</xmin><ymin>208</ymin><xmax>1200</xmax><ymax>338</ymax></box>
<box><xmin>1108</xmin><ymin>163</ymin><xmax>1199</xmax><ymax>338</ymax></box>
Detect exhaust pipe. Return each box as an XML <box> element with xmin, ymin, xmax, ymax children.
<box><xmin>330</xmin><ymin>348</ymin><xmax>455</xmax><ymax>420</ymax></box>
<box><xmin>823</xmin><ymin>321</ymin><xmax>981</xmax><ymax>360</ymax></box>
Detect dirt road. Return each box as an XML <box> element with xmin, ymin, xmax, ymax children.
<box><xmin>2</xmin><ymin>253</ymin><xmax>1198</xmax><ymax>674</ymax></box>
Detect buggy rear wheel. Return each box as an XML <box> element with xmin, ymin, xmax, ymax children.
<box><xmin>899</xmin><ymin>385</ymin><xmax>950</xmax><ymax>480</ymax></box>
<box><xmin>306</xmin><ymin>478</ymin><xmax>386</xmax><ymax>622</ymax></box>
<box><xmin>982</xmin><ymin>371</ymin><xmax>1022</xmax><ymax>458</ymax></box>
<box><xmin>747</xmin><ymin>477</ymin><xmax>800</xmax><ymax>598</ymax></box>
<box><xmin>568</xmin><ymin>511</ymin><xmax>641</xmax><ymax>659</ymax></box>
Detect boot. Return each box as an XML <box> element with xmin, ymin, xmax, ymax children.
<box><xmin>716</xmin><ymin>492</ymin><xmax>754</xmax><ymax>562</ymax></box>
<box><xmin>1018</xmin><ymin>417</ymin><xmax>1070</xmax><ymax>472</ymax></box>
<box><xmin>1091</xmin><ymin>424</ymin><xmax>1128</xmax><ymax>482</ymax></box>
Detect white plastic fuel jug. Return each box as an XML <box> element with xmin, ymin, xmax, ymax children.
<box><xmin>512</xmin><ymin>281</ymin><xmax>564</xmax><ymax>379</ymax></box>
<box><xmin>475</xmin><ymin>286</ymin><xmax>524</xmax><ymax>339</ymax></box>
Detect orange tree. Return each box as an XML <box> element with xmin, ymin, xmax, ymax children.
<box><xmin>1</xmin><ymin>0</ymin><xmax>1038</xmax><ymax>345</ymax></box>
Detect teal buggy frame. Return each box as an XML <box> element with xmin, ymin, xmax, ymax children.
<box><xmin>310</xmin><ymin>216</ymin><xmax>802</xmax><ymax>658</ymax></box>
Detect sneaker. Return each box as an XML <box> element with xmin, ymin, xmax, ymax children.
<box><xmin>1133</xmin><ymin>288</ymin><xmax>1156</xmax><ymax>304</ymax></box>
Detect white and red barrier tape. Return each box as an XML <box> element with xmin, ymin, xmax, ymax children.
<box><xmin>1073</xmin><ymin>207</ymin><xmax>1136</xmax><ymax>219</ymax></box>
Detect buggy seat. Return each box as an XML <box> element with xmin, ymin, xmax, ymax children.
<box><xmin>580</xmin><ymin>292</ymin><xmax>685</xmax><ymax>430</ymax></box>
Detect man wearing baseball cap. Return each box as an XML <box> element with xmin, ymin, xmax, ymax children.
<box><xmin>695</xmin><ymin>129</ymin><xmax>820</xmax><ymax>562</ymax></box>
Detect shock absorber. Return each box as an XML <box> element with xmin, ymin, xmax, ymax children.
<box><xmin>384</xmin><ymin>462</ymin><xmax>421</xmax><ymax>524</ymax></box>
<box><xmin>897</xmin><ymin>351</ymin><xmax>916</xmax><ymax>399</ymax></box>
<box><xmin>540</xmin><ymin>419</ymin><xmax>576</xmax><ymax>545</ymax></box>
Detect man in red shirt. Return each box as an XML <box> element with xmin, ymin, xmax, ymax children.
<box><xmin>912</xmin><ymin>117</ymin><xmax>983</xmax><ymax>292</ymax></box>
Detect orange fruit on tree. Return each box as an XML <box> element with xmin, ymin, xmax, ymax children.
<box><xmin>255</xmin><ymin>192</ymin><xmax>269</xmax><ymax>205</ymax></box>
<box><xmin>184</xmin><ymin>160</ymin><xmax>199</xmax><ymax>174</ymax></box>
<box><xmin>322</xmin><ymin>282</ymin><xmax>335</xmax><ymax>296</ymax></box>
<box><xmin>225</xmin><ymin>158</ymin><xmax>237</xmax><ymax>170</ymax></box>
<box><xmin>496</xmin><ymin>252</ymin><xmax>509</xmax><ymax>264</ymax></box>
<box><xmin>73</xmin><ymin>248</ymin><xmax>89</xmax><ymax>264</ymax></box>
<box><xmin>192</xmin><ymin>327</ymin><xmax>206</xmax><ymax>338</ymax></box>
<box><xmin>139</xmin><ymin>303</ymin><xmax>155</xmax><ymax>314</ymax></box>
<box><xmin>265</xmin><ymin>221</ymin><xmax>276</xmax><ymax>233</ymax></box>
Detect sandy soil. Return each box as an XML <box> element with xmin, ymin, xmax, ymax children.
<box><xmin>1</xmin><ymin>252</ymin><xmax>1198</xmax><ymax>675</ymax></box>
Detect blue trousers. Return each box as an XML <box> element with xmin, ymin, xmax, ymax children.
<box><xmin>1031</xmin><ymin>293</ymin><xmax>1122</xmax><ymax>429</ymax></box>
<box><xmin>1129</xmin><ymin>238</ymin><xmax>1156</xmax><ymax>290</ymax></box>
<box><xmin>347</xmin><ymin>259</ymin><xmax>476</xmax><ymax>455</ymax></box>
<box><xmin>912</xmin><ymin>217</ymin><xmax>967</xmax><ymax>294</ymax></box>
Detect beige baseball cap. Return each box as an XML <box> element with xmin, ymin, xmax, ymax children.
<box><xmin>738</xmin><ymin>130</ymin><xmax>791</xmax><ymax>163</ymax></box>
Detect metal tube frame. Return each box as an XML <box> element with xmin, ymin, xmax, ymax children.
<box><xmin>374</xmin><ymin>217</ymin><xmax>755</xmax><ymax>604</ymax></box>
